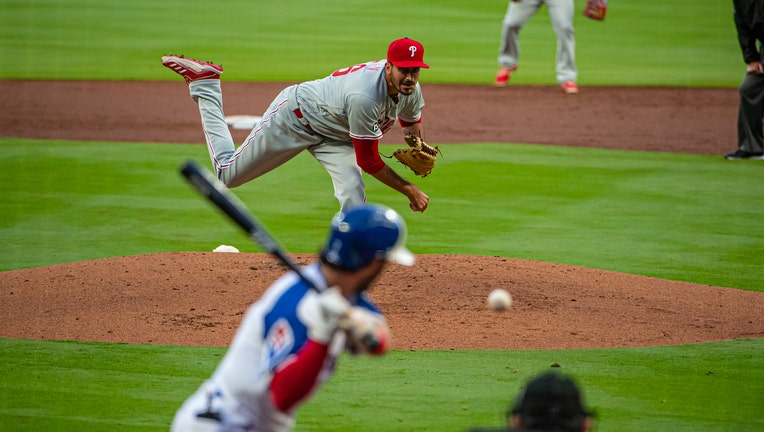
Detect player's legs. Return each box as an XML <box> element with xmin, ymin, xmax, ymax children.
<box><xmin>189</xmin><ymin>83</ymin><xmax>322</xmax><ymax>187</ymax></box>
<box><xmin>548</xmin><ymin>0</ymin><xmax>577</xmax><ymax>84</ymax></box>
<box><xmin>172</xmin><ymin>384</ymin><xmax>266</xmax><ymax>432</ymax></box>
<box><xmin>309</xmin><ymin>143</ymin><xmax>366</xmax><ymax>212</ymax></box>
<box><xmin>498</xmin><ymin>0</ymin><xmax>541</xmax><ymax>69</ymax></box>
<box><xmin>171</xmin><ymin>390</ymin><xmax>221</xmax><ymax>432</ymax></box>
<box><xmin>737</xmin><ymin>72</ymin><xmax>764</xmax><ymax>154</ymax></box>
<box><xmin>189</xmin><ymin>80</ymin><xmax>236</xmax><ymax>173</ymax></box>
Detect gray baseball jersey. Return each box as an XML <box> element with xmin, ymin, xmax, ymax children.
<box><xmin>188</xmin><ymin>59</ymin><xmax>425</xmax><ymax>211</ymax></box>
<box><xmin>296</xmin><ymin>59</ymin><xmax>424</xmax><ymax>141</ymax></box>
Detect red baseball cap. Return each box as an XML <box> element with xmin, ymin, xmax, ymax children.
<box><xmin>387</xmin><ymin>37</ymin><xmax>430</xmax><ymax>69</ymax></box>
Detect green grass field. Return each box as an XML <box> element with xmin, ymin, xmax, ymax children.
<box><xmin>1</xmin><ymin>1</ymin><xmax>762</xmax><ymax>431</ymax></box>
<box><xmin>0</xmin><ymin>0</ymin><xmax>739</xmax><ymax>86</ymax></box>
<box><xmin>2</xmin><ymin>338</ymin><xmax>762</xmax><ymax>432</ymax></box>
<box><xmin>3</xmin><ymin>139</ymin><xmax>763</xmax><ymax>292</ymax></box>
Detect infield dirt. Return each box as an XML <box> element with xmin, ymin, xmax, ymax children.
<box><xmin>2</xmin><ymin>80</ymin><xmax>762</xmax><ymax>350</ymax></box>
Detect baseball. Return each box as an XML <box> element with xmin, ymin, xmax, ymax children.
<box><xmin>487</xmin><ymin>288</ymin><xmax>512</xmax><ymax>311</ymax></box>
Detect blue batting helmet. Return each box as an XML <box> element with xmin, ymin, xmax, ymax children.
<box><xmin>321</xmin><ymin>204</ymin><xmax>414</xmax><ymax>271</ymax></box>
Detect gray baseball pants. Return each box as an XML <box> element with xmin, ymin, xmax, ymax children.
<box><xmin>498</xmin><ymin>0</ymin><xmax>577</xmax><ymax>84</ymax></box>
<box><xmin>187</xmin><ymin>80</ymin><xmax>366</xmax><ymax>211</ymax></box>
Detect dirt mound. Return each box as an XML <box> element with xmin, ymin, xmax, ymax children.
<box><xmin>1</xmin><ymin>253</ymin><xmax>761</xmax><ymax>349</ymax></box>
<box><xmin>1</xmin><ymin>80</ymin><xmax>754</xmax><ymax>349</ymax></box>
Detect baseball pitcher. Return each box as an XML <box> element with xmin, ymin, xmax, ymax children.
<box><xmin>162</xmin><ymin>38</ymin><xmax>439</xmax><ymax>213</ymax></box>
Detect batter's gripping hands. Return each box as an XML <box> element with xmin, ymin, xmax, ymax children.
<box><xmin>341</xmin><ymin>307</ymin><xmax>390</xmax><ymax>356</ymax></box>
<box><xmin>309</xmin><ymin>288</ymin><xmax>351</xmax><ymax>344</ymax></box>
<box><xmin>393</xmin><ymin>134</ymin><xmax>441</xmax><ymax>177</ymax></box>
<box><xmin>583</xmin><ymin>0</ymin><xmax>607</xmax><ymax>20</ymax></box>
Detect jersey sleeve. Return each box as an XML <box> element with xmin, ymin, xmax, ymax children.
<box><xmin>399</xmin><ymin>117</ymin><xmax>422</xmax><ymax>127</ymax></box>
<box><xmin>267</xmin><ymin>279</ymin><xmax>335</xmax><ymax>413</ymax></box>
<box><xmin>352</xmin><ymin>138</ymin><xmax>385</xmax><ymax>174</ymax></box>
<box><xmin>734</xmin><ymin>3</ymin><xmax>760</xmax><ymax>63</ymax></box>
<box><xmin>269</xmin><ymin>340</ymin><xmax>330</xmax><ymax>412</ymax></box>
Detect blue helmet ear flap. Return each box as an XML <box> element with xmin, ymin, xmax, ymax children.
<box><xmin>321</xmin><ymin>204</ymin><xmax>414</xmax><ymax>271</ymax></box>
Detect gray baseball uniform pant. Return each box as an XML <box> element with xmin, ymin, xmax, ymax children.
<box><xmin>737</xmin><ymin>72</ymin><xmax>764</xmax><ymax>154</ymax></box>
<box><xmin>188</xmin><ymin>80</ymin><xmax>366</xmax><ymax>211</ymax></box>
<box><xmin>498</xmin><ymin>0</ymin><xmax>577</xmax><ymax>84</ymax></box>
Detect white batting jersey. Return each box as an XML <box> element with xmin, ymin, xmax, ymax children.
<box><xmin>171</xmin><ymin>263</ymin><xmax>383</xmax><ymax>432</ymax></box>
<box><xmin>294</xmin><ymin>59</ymin><xmax>425</xmax><ymax>142</ymax></box>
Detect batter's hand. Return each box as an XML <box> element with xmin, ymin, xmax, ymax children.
<box><xmin>308</xmin><ymin>287</ymin><xmax>351</xmax><ymax>344</ymax></box>
<box><xmin>341</xmin><ymin>307</ymin><xmax>390</xmax><ymax>356</ymax></box>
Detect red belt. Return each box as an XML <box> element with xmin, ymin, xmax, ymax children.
<box><xmin>293</xmin><ymin>108</ymin><xmax>312</xmax><ymax>131</ymax></box>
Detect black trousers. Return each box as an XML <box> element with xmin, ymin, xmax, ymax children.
<box><xmin>738</xmin><ymin>71</ymin><xmax>764</xmax><ymax>153</ymax></box>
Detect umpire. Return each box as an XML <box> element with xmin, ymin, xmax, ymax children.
<box><xmin>726</xmin><ymin>0</ymin><xmax>764</xmax><ymax>160</ymax></box>
<box><xmin>466</xmin><ymin>371</ymin><xmax>594</xmax><ymax>432</ymax></box>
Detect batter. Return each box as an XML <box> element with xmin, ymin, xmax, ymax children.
<box><xmin>162</xmin><ymin>37</ymin><xmax>431</xmax><ymax>212</ymax></box>
<box><xmin>170</xmin><ymin>204</ymin><xmax>414</xmax><ymax>431</ymax></box>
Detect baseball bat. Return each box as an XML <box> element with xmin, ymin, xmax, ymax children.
<box><xmin>179</xmin><ymin>161</ymin><xmax>382</xmax><ymax>351</ymax></box>
<box><xmin>179</xmin><ymin>160</ymin><xmax>317</xmax><ymax>290</ymax></box>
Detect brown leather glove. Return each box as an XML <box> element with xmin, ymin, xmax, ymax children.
<box><xmin>393</xmin><ymin>134</ymin><xmax>441</xmax><ymax>177</ymax></box>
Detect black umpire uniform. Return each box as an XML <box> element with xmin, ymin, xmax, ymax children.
<box><xmin>728</xmin><ymin>0</ymin><xmax>764</xmax><ymax>159</ymax></box>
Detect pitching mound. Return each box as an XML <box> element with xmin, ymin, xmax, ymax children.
<box><xmin>1</xmin><ymin>80</ymin><xmax>758</xmax><ymax>350</ymax></box>
<box><xmin>2</xmin><ymin>253</ymin><xmax>762</xmax><ymax>349</ymax></box>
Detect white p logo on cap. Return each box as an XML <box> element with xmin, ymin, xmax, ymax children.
<box><xmin>387</xmin><ymin>37</ymin><xmax>430</xmax><ymax>68</ymax></box>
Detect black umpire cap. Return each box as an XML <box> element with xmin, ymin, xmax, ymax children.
<box><xmin>509</xmin><ymin>371</ymin><xmax>592</xmax><ymax>431</ymax></box>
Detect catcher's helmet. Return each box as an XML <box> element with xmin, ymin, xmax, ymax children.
<box><xmin>321</xmin><ymin>204</ymin><xmax>414</xmax><ymax>271</ymax></box>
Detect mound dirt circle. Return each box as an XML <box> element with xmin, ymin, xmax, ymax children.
<box><xmin>1</xmin><ymin>81</ymin><xmax>759</xmax><ymax>349</ymax></box>
<box><xmin>1</xmin><ymin>253</ymin><xmax>762</xmax><ymax>349</ymax></box>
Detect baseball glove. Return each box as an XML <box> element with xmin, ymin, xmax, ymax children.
<box><xmin>393</xmin><ymin>134</ymin><xmax>440</xmax><ymax>177</ymax></box>
<box><xmin>583</xmin><ymin>0</ymin><xmax>607</xmax><ymax>21</ymax></box>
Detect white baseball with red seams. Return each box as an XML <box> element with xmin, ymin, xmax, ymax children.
<box><xmin>488</xmin><ymin>288</ymin><xmax>512</xmax><ymax>311</ymax></box>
